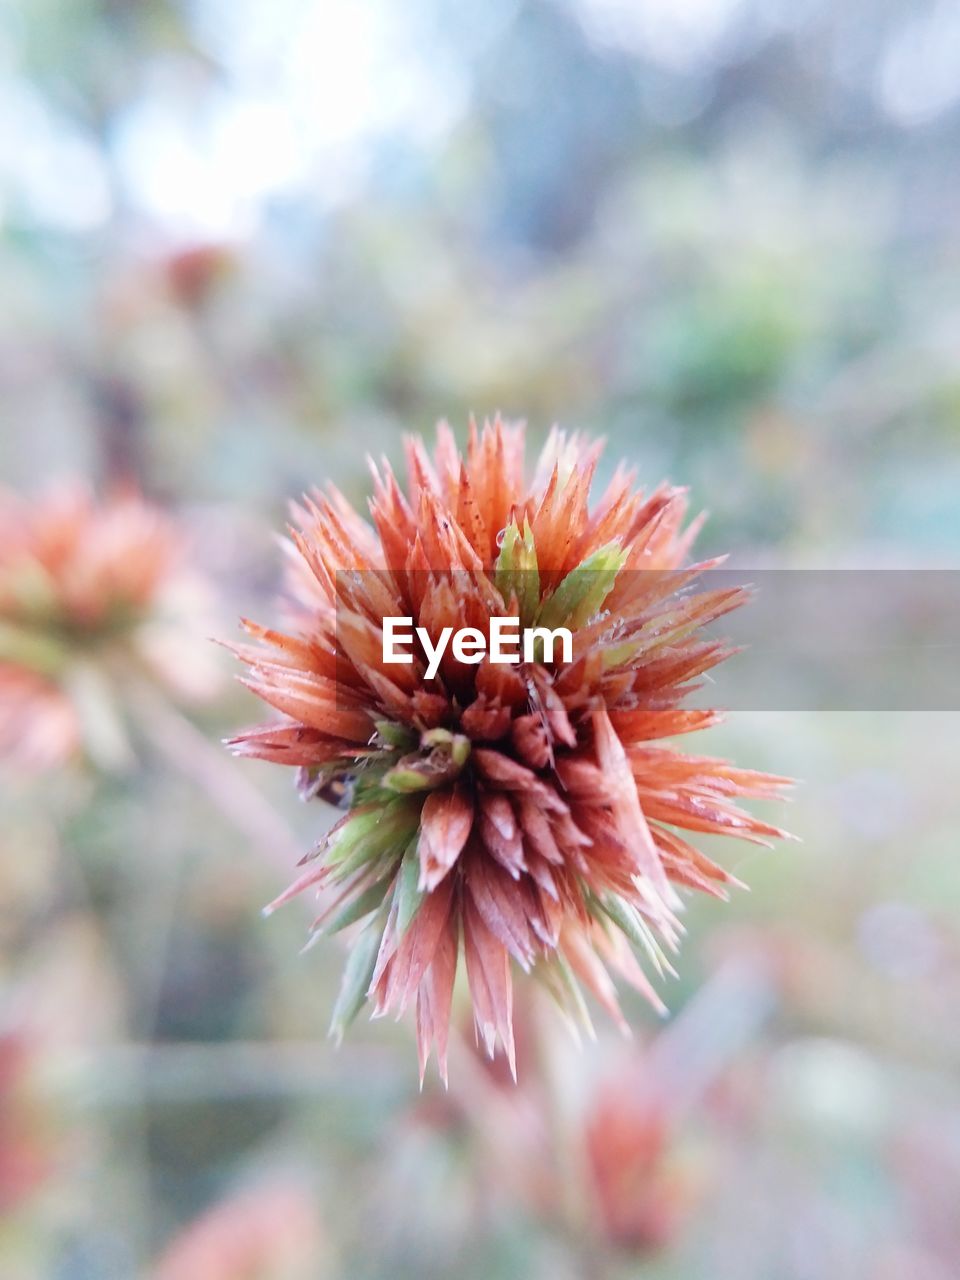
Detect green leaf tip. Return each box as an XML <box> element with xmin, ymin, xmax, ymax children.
<box><xmin>535</xmin><ymin>541</ymin><xmax>627</xmax><ymax>631</ymax></box>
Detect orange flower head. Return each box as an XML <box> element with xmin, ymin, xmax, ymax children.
<box><xmin>229</xmin><ymin>420</ymin><xmax>790</xmax><ymax>1081</ymax></box>
<box><xmin>0</xmin><ymin>484</ymin><xmax>217</xmax><ymax>771</ymax></box>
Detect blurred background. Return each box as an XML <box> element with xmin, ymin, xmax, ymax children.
<box><xmin>2</xmin><ymin>0</ymin><xmax>960</xmax><ymax>1276</ymax></box>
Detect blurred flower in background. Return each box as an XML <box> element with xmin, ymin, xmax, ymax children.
<box><xmin>151</xmin><ymin>1177</ymin><xmax>326</xmax><ymax>1280</ymax></box>
<box><xmin>0</xmin><ymin>1031</ymin><xmax>57</xmax><ymax>1215</ymax></box>
<box><xmin>0</xmin><ymin>484</ymin><xmax>219</xmax><ymax>771</ymax></box>
<box><xmin>584</xmin><ymin>1072</ymin><xmax>704</xmax><ymax>1252</ymax></box>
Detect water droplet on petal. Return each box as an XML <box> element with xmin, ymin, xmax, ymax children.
<box><xmin>495</xmin><ymin>527</ymin><xmax>507</xmax><ymax>548</ymax></box>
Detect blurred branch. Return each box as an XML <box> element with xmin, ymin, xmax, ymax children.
<box><xmin>642</xmin><ymin>956</ymin><xmax>779</xmax><ymax>1120</ymax></box>
<box><xmin>49</xmin><ymin>1041</ymin><xmax>409</xmax><ymax>1105</ymax></box>
<box><xmin>128</xmin><ymin>677</ymin><xmax>304</xmax><ymax>873</ymax></box>
<box><xmin>91</xmin><ymin>374</ymin><xmax>147</xmax><ymax>491</ymax></box>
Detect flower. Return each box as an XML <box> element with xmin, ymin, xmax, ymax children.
<box><xmin>0</xmin><ymin>483</ymin><xmax>218</xmax><ymax>771</ymax></box>
<box><xmin>584</xmin><ymin>1069</ymin><xmax>706</xmax><ymax>1252</ymax></box>
<box><xmin>0</xmin><ymin>1032</ymin><xmax>57</xmax><ymax>1213</ymax></box>
<box><xmin>229</xmin><ymin>419</ymin><xmax>790</xmax><ymax>1081</ymax></box>
<box><xmin>152</xmin><ymin>1180</ymin><xmax>324</xmax><ymax>1280</ymax></box>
